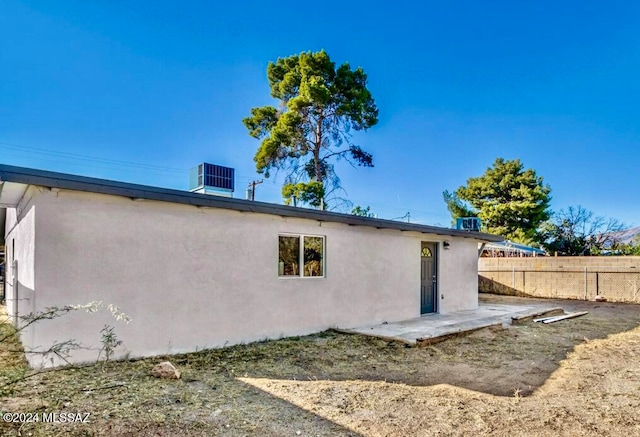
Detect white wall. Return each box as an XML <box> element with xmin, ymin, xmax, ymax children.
<box><xmin>4</xmin><ymin>188</ymin><xmax>37</xmax><ymax>333</ymax></box>
<box><xmin>19</xmin><ymin>188</ymin><xmax>482</xmax><ymax>367</ymax></box>
<box><xmin>437</xmin><ymin>238</ymin><xmax>480</xmax><ymax>313</ymax></box>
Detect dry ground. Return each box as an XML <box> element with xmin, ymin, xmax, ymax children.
<box><xmin>1</xmin><ymin>294</ymin><xmax>640</xmax><ymax>436</ymax></box>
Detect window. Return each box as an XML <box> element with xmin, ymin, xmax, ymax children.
<box><xmin>279</xmin><ymin>236</ymin><xmax>300</xmax><ymax>276</ymax></box>
<box><xmin>278</xmin><ymin>234</ymin><xmax>325</xmax><ymax>278</ymax></box>
<box><xmin>421</xmin><ymin>247</ymin><xmax>432</xmax><ymax>257</ymax></box>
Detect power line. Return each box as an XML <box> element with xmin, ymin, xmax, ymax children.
<box><xmin>0</xmin><ymin>141</ymin><xmax>188</xmax><ymax>174</ymax></box>
<box><xmin>391</xmin><ymin>212</ymin><xmax>411</xmax><ymax>223</ymax></box>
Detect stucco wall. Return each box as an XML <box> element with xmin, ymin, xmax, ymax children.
<box><xmin>438</xmin><ymin>238</ymin><xmax>480</xmax><ymax>313</ymax></box>
<box><xmin>16</xmin><ymin>188</ymin><xmax>482</xmax><ymax>367</ymax></box>
<box><xmin>4</xmin><ymin>188</ymin><xmax>37</xmax><ymax>331</ymax></box>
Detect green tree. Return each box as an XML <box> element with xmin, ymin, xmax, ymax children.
<box><xmin>444</xmin><ymin>158</ymin><xmax>552</xmax><ymax>243</ymax></box>
<box><xmin>351</xmin><ymin>205</ymin><xmax>375</xmax><ymax>217</ymax></box>
<box><xmin>442</xmin><ymin>190</ymin><xmax>474</xmax><ymax>224</ymax></box>
<box><xmin>621</xmin><ymin>235</ymin><xmax>640</xmax><ymax>255</ymax></box>
<box><xmin>281</xmin><ymin>181</ymin><xmax>325</xmax><ymax>208</ymax></box>
<box><xmin>243</xmin><ymin>50</ymin><xmax>378</xmax><ymax>208</ymax></box>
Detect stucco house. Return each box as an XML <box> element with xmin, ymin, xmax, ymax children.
<box><xmin>0</xmin><ymin>164</ymin><xmax>502</xmax><ymax>368</ymax></box>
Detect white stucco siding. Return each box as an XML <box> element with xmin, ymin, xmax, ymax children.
<box><xmin>437</xmin><ymin>238</ymin><xmax>480</xmax><ymax>313</ymax></box>
<box><xmin>29</xmin><ymin>190</ymin><xmax>428</xmax><ymax>366</ymax></box>
<box><xmin>4</xmin><ymin>189</ymin><xmax>37</xmax><ymax>330</ymax></box>
<box><xmin>23</xmin><ymin>188</ymin><xmax>483</xmax><ymax>367</ymax></box>
<box><xmin>5</xmin><ymin>206</ymin><xmax>18</xmax><ymax>234</ymax></box>
<box><xmin>285</xmin><ymin>222</ymin><xmax>421</xmax><ymax>327</ymax></box>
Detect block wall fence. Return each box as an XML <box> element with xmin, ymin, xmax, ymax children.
<box><xmin>479</xmin><ymin>256</ymin><xmax>640</xmax><ymax>303</ymax></box>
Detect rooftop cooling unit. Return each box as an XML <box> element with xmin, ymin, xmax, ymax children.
<box><xmin>189</xmin><ymin>163</ymin><xmax>234</xmax><ymax>197</ymax></box>
<box><xmin>456</xmin><ymin>217</ymin><xmax>482</xmax><ymax>232</ymax></box>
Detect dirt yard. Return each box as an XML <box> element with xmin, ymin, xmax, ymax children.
<box><xmin>1</xmin><ymin>294</ymin><xmax>640</xmax><ymax>436</ymax></box>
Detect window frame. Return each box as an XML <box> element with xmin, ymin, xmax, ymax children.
<box><xmin>278</xmin><ymin>233</ymin><xmax>326</xmax><ymax>279</ymax></box>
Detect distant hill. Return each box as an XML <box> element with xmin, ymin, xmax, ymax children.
<box><xmin>609</xmin><ymin>225</ymin><xmax>640</xmax><ymax>245</ymax></box>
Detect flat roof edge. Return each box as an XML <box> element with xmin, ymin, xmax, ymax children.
<box><xmin>0</xmin><ymin>164</ymin><xmax>503</xmax><ymax>242</ymax></box>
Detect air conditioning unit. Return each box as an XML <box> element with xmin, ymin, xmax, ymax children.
<box><xmin>189</xmin><ymin>163</ymin><xmax>235</xmax><ymax>197</ymax></box>
<box><xmin>456</xmin><ymin>217</ymin><xmax>482</xmax><ymax>232</ymax></box>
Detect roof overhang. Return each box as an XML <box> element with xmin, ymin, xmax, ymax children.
<box><xmin>0</xmin><ymin>164</ymin><xmax>504</xmax><ymax>243</ymax></box>
<box><xmin>0</xmin><ymin>181</ymin><xmax>29</xmax><ymax>208</ymax></box>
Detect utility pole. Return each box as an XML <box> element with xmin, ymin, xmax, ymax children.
<box><xmin>247</xmin><ymin>179</ymin><xmax>263</xmax><ymax>201</ymax></box>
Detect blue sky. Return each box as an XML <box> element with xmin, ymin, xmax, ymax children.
<box><xmin>2</xmin><ymin>0</ymin><xmax>639</xmax><ymax>226</ymax></box>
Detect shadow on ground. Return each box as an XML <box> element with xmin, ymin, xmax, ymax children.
<box><xmin>162</xmin><ymin>294</ymin><xmax>640</xmax><ymax>398</ymax></box>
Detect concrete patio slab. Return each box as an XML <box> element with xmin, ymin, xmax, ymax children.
<box><xmin>339</xmin><ymin>302</ymin><xmax>563</xmax><ymax>346</ymax></box>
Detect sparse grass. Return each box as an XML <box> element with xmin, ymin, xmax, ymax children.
<box><xmin>0</xmin><ymin>308</ymin><xmax>29</xmax><ymax>397</ymax></box>
<box><xmin>1</xmin><ymin>295</ymin><xmax>640</xmax><ymax>436</ymax></box>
